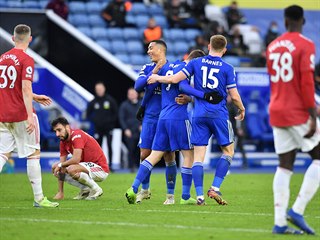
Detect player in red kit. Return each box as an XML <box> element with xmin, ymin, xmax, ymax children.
<box><xmin>52</xmin><ymin>117</ymin><xmax>109</xmax><ymax>200</ymax></box>
<box><xmin>0</xmin><ymin>24</ymin><xmax>59</xmax><ymax>208</ymax></box>
<box><xmin>266</xmin><ymin>5</ymin><xmax>320</xmax><ymax>235</ymax></box>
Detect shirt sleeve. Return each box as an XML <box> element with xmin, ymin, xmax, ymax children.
<box><xmin>134</xmin><ymin>65</ymin><xmax>152</xmax><ymax>92</ymax></box>
<box><xmin>21</xmin><ymin>56</ymin><xmax>34</xmax><ymax>82</ymax></box>
<box><xmin>179</xmin><ymin>79</ymin><xmax>204</xmax><ymax>99</ymax></box>
<box><xmin>72</xmin><ymin>133</ymin><xmax>85</xmax><ymax>149</ymax></box>
<box><xmin>226</xmin><ymin>65</ymin><xmax>237</xmax><ymax>89</ymax></box>
<box><xmin>182</xmin><ymin>59</ymin><xmax>195</xmax><ymax>79</ymax></box>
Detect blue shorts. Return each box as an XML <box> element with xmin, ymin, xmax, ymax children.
<box><xmin>152</xmin><ymin>119</ymin><xmax>192</xmax><ymax>151</ymax></box>
<box><xmin>191</xmin><ymin>117</ymin><xmax>234</xmax><ymax>146</ymax></box>
<box><xmin>138</xmin><ymin>119</ymin><xmax>158</xmax><ymax>149</ymax></box>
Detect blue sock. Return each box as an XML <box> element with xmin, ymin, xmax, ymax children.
<box><xmin>181</xmin><ymin>167</ymin><xmax>192</xmax><ymax>200</ymax></box>
<box><xmin>165</xmin><ymin>161</ymin><xmax>177</xmax><ymax>195</ymax></box>
<box><xmin>132</xmin><ymin>160</ymin><xmax>153</xmax><ymax>193</ymax></box>
<box><xmin>192</xmin><ymin>162</ymin><xmax>203</xmax><ymax>197</ymax></box>
<box><xmin>212</xmin><ymin>155</ymin><xmax>231</xmax><ymax>189</ymax></box>
<box><xmin>141</xmin><ymin>170</ymin><xmax>151</xmax><ymax>190</ymax></box>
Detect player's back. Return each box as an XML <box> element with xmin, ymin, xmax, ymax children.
<box><xmin>0</xmin><ymin>48</ymin><xmax>34</xmax><ymax>122</ymax></box>
<box><xmin>266</xmin><ymin>32</ymin><xmax>315</xmax><ymax>127</ymax></box>
<box><xmin>159</xmin><ymin>60</ymin><xmax>188</xmax><ymax>120</ymax></box>
<box><xmin>183</xmin><ymin>55</ymin><xmax>236</xmax><ymax>119</ymax></box>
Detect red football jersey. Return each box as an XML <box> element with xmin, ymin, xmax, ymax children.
<box><xmin>0</xmin><ymin>48</ymin><xmax>34</xmax><ymax>122</ymax></box>
<box><xmin>60</xmin><ymin>129</ymin><xmax>109</xmax><ymax>173</ymax></box>
<box><xmin>266</xmin><ymin>32</ymin><xmax>315</xmax><ymax>127</ymax></box>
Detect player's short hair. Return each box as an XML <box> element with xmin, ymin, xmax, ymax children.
<box><xmin>95</xmin><ymin>81</ymin><xmax>105</xmax><ymax>87</ymax></box>
<box><xmin>210</xmin><ymin>35</ymin><xmax>227</xmax><ymax>52</ymax></box>
<box><xmin>150</xmin><ymin>39</ymin><xmax>167</xmax><ymax>53</ymax></box>
<box><xmin>51</xmin><ymin>117</ymin><xmax>70</xmax><ymax>129</ymax></box>
<box><xmin>187</xmin><ymin>49</ymin><xmax>206</xmax><ymax>60</ymax></box>
<box><xmin>13</xmin><ymin>24</ymin><xmax>31</xmax><ymax>43</ymax></box>
<box><xmin>284</xmin><ymin>5</ymin><xmax>304</xmax><ymax>21</ymax></box>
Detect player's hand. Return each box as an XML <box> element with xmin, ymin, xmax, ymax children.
<box><xmin>152</xmin><ymin>59</ymin><xmax>165</xmax><ymax>74</ymax></box>
<box><xmin>304</xmin><ymin>118</ymin><xmax>316</xmax><ymax>138</ymax></box>
<box><xmin>204</xmin><ymin>91</ymin><xmax>223</xmax><ymax>104</ymax></box>
<box><xmin>235</xmin><ymin>109</ymin><xmax>245</xmax><ymax>121</ymax></box>
<box><xmin>34</xmin><ymin>94</ymin><xmax>52</xmax><ymax>106</ymax></box>
<box><xmin>175</xmin><ymin>94</ymin><xmax>192</xmax><ymax>105</ymax></box>
<box><xmin>26</xmin><ymin>115</ymin><xmax>35</xmax><ymax>134</ymax></box>
<box><xmin>136</xmin><ymin>106</ymin><xmax>145</xmax><ymax>121</ymax></box>
<box><xmin>148</xmin><ymin>74</ymin><xmax>160</xmax><ymax>84</ymax></box>
<box><xmin>125</xmin><ymin>129</ymin><xmax>132</xmax><ymax>138</ymax></box>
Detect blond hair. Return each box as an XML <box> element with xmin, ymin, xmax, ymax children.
<box><xmin>13</xmin><ymin>24</ymin><xmax>31</xmax><ymax>43</ymax></box>
<box><xmin>210</xmin><ymin>35</ymin><xmax>227</xmax><ymax>52</ymax></box>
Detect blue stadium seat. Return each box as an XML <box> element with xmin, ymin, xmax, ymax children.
<box><xmin>149</xmin><ymin>4</ymin><xmax>164</xmax><ymax>16</ymax></box>
<box><xmin>173</xmin><ymin>41</ymin><xmax>189</xmax><ymax>55</ymax></box>
<box><xmin>88</xmin><ymin>15</ymin><xmax>106</xmax><ymax>27</ymax></box>
<box><xmin>91</xmin><ymin>27</ymin><xmax>108</xmax><ymax>40</ymax></box>
<box><xmin>130</xmin><ymin>54</ymin><xmax>147</xmax><ymax>65</ymax></box>
<box><xmin>166</xmin><ymin>54</ymin><xmax>177</xmax><ymax>63</ymax></box>
<box><xmin>0</xmin><ymin>0</ymin><xmax>6</xmax><ymax>8</ymax></box>
<box><xmin>153</xmin><ymin>15</ymin><xmax>168</xmax><ymax>29</ymax></box>
<box><xmin>125</xmin><ymin>15</ymin><xmax>136</xmax><ymax>26</ymax></box>
<box><xmin>223</xmin><ymin>56</ymin><xmax>241</xmax><ymax>67</ymax></box>
<box><xmin>39</xmin><ymin>0</ymin><xmax>49</xmax><ymax>9</ymax></box>
<box><xmin>127</xmin><ymin>40</ymin><xmax>144</xmax><ymax>54</ymax></box>
<box><xmin>131</xmin><ymin>2</ymin><xmax>148</xmax><ymax>15</ymax></box>
<box><xmin>123</xmin><ymin>28</ymin><xmax>141</xmax><ymax>40</ymax></box>
<box><xmin>86</xmin><ymin>2</ymin><xmax>102</xmax><ymax>14</ymax></box>
<box><xmin>107</xmin><ymin>28</ymin><xmax>123</xmax><ymax>40</ymax></box>
<box><xmin>185</xmin><ymin>29</ymin><xmax>201</xmax><ymax>41</ymax></box>
<box><xmin>111</xmin><ymin>40</ymin><xmax>127</xmax><ymax>54</ymax></box>
<box><xmin>24</xmin><ymin>1</ymin><xmax>41</xmax><ymax>9</ymax></box>
<box><xmin>168</xmin><ymin>29</ymin><xmax>185</xmax><ymax>41</ymax></box>
<box><xmin>69</xmin><ymin>14</ymin><xmax>89</xmax><ymax>27</ymax></box>
<box><xmin>6</xmin><ymin>1</ymin><xmax>23</xmax><ymax>8</ymax></box>
<box><xmin>165</xmin><ymin>41</ymin><xmax>175</xmax><ymax>55</ymax></box>
<box><xmin>78</xmin><ymin>27</ymin><xmax>92</xmax><ymax>38</ymax></box>
<box><xmin>69</xmin><ymin>1</ymin><xmax>86</xmax><ymax>14</ymax></box>
<box><xmin>135</xmin><ymin>15</ymin><xmax>150</xmax><ymax>28</ymax></box>
<box><xmin>96</xmin><ymin>40</ymin><xmax>111</xmax><ymax>52</ymax></box>
<box><xmin>115</xmin><ymin>53</ymin><xmax>130</xmax><ymax>64</ymax></box>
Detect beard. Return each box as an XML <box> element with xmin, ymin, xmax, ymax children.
<box><xmin>61</xmin><ymin>132</ymin><xmax>69</xmax><ymax>141</ymax></box>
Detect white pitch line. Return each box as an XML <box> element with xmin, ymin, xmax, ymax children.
<box><xmin>0</xmin><ymin>217</ymin><xmax>270</xmax><ymax>233</ymax></box>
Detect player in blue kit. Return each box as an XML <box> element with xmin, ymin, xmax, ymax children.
<box><xmin>126</xmin><ymin>49</ymin><xmax>223</xmax><ymax>204</ymax></box>
<box><xmin>148</xmin><ymin>35</ymin><xmax>245</xmax><ymax>205</ymax></box>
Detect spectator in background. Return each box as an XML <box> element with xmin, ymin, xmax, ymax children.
<box><xmin>46</xmin><ymin>0</ymin><xmax>69</xmax><ymax>20</ymax></box>
<box><xmin>101</xmin><ymin>0</ymin><xmax>132</xmax><ymax>27</ymax></box>
<box><xmin>86</xmin><ymin>81</ymin><xmax>118</xmax><ymax>172</ymax></box>
<box><xmin>225</xmin><ymin>1</ymin><xmax>246</xmax><ymax>29</ymax></box>
<box><xmin>265</xmin><ymin>21</ymin><xmax>280</xmax><ymax>47</ymax></box>
<box><xmin>119</xmin><ymin>88</ymin><xmax>141</xmax><ymax>172</ymax></box>
<box><xmin>227</xmin><ymin>27</ymin><xmax>248</xmax><ymax>56</ymax></box>
<box><xmin>143</xmin><ymin>18</ymin><xmax>163</xmax><ymax>52</ymax></box>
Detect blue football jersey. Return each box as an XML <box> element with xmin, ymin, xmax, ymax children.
<box><xmin>182</xmin><ymin>55</ymin><xmax>236</xmax><ymax>119</ymax></box>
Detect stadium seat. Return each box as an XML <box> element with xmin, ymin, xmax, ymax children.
<box><xmin>125</xmin><ymin>14</ymin><xmax>136</xmax><ymax>26</ymax></box>
<box><xmin>153</xmin><ymin>15</ymin><xmax>168</xmax><ymax>29</ymax></box>
<box><xmin>115</xmin><ymin>53</ymin><xmax>130</xmax><ymax>64</ymax></box>
<box><xmin>69</xmin><ymin>14</ymin><xmax>90</xmax><ymax>27</ymax></box>
<box><xmin>173</xmin><ymin>41</ymin><xmax>189</xmax><ymax>55</ymax></box>
<box><xmin>39</xmin><ymin>0</ymin><xmax>49</xmax><ymax>9</ymax></box>
<box><xmin>166</xmin><ymin>54</ymin><xmax>177</xmax><ymax>63</ymax></box>
<box><xmin>91</xmin><ymin>27</ymin><xmax>108</xmax><ymax>40</ymax></box>
<box><xmin>130</xmin><ymin>54</ymin><xmax>148</xmax><ymax>66</ymax></box>
<box><xmin>23</xmin><ymin>1</ymin><xmax>41</xmax><ymax>9</ymax></box>
<box><xmin>6</xmin><ymin>1</ymin><xmax>23</xmax><ymax>8</ymax></box>
<box><xmin>88</xmin><ymin>15</ymin><xmax>106</xmax><ymax>27</ymax></box>
<box><xmin>185</xmin><ymin>29</ymin><xmax>202</xmax><ymax>42</ymax></box>
<box><xmin>86</xmin><ymin>2</ymin><xmax>102</xmax><ymax>14</ymax></box>
<box><xmin>123</xmin><ymin>28</ymin><xmax>141</xmax><ymax>40</ymax></box>
<box><xmin>78</xmin><ymin>27</ymin><xmax>92</xmax><ymax>38</ymax></box>
<box><xmin>131</xmin><ymin>2</ymin><xmax>148</xmax><ymax>15</ymax></box>
<box><xmin>135</xmin><ymin>15</ymin><xmax>150</xmax><ymax>28</ymax></box>
<box><xmin>111</xmin><ymin>40</ymin><xmax>127</xmax><ymax>54</ymax></box>
<box><xmin>149</xmin><ymin>3</ymin><xmax>164</xmax><ymax>16</ymax></box>
<box><xmin>69</xmin><ymin>1</ymin><xmax>86</xmax><ymax>14</ymax></box>
<box><xmin>107</xmin><ymin>28</ymin><xmax>123</xmax><ymax>40</ymax></box>
<box><xmin>127</xmin><ymin>40</ymin><xmax>144</xmax><ymax>54</ymax></box>
<box><xmin>0</xmin><ymin>0</ymin><xmax>6</xmax><ymax>8</ymax></box>
<box><xmin>96</xmin><ymin>40</ymin><xmax>111</xmax><ymax>52</ymax></box>
<box><xmin>165</xmin><ymin>41</ymin><xmax>175</xmax><ymax>55</ymax></box>
<box><xmin>223</xmin><ymin>56</ymin><xmax>241</xmax><ymax>67</ymax></box>
<box><xmin>168</xmin><ymin>29</ymin><xmax>185</xmax><ymax>41</ymax></box>
<box><xmin>204</xmin><ymin>5</ymin><xmax>228</xmax><ymax>30</ymax></box>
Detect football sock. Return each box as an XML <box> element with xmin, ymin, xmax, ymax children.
<box><xmin>0</xmin><ymin>154</ymin><xmax>8</xmax><ymax>173</ymax></box>
<box><xmin>132</xmin><ymin>160</ymin><xmax>153</xmax><ymax>194</ymax></box>
<box><xmin>165</xmin><ymin>160</ymin><xmax>177</xmax><ymax>195</ymax></box>
<box><xmin>141</xmin><ymin>170</ymin><xmax>151</xmax><ymax>190</ymax></box>
<box><xmin>27</xmin><ymin>157</ymin><xmax>44</xmax><ymax>202</ymax></box>
<box><xmin>65</xmin><ymin>174</ymin><xmax>87</xmax><ymax>189</ymax></box>
<box><xmin>212</xmin><ymin>155</ymin><xmax>231</xmax><ymax>190</ymax></box>
<box><xmin>273</xmin><ymin>167</ymin><xmax>292</xmax><ymax>227</ymax></box>
<box><xmin>192</xmin><ymin>162</ymin><xmax>204</xmax><ymax>198</ymax></box>
<box><xmin>292</xmin><ymin>160</ymin><xmax>320</xmax><ymax>215</ymax></box>
<box><xmin>78</xmin><ymin>172</ymin><xmax>100</xmax><ymax>190</ymax></box>
<box><xmin>181</xmin><ymin>167</ymin><xmax>192</xmax><ymax>200</ymax></box>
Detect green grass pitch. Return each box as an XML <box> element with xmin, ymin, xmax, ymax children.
<box><xmin>0</xmin><ymin>172</ymin><xmax>319</xmax><ymax>240</ymax></box>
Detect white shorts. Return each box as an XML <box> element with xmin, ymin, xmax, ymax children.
<box><xmin>0</xmin><ymin>113</ymin><xmax>40</xmax><ymax>158</ymax></box>
<box><xmin>273</xmin><ymin>118</ymin><xmax>320</xmax><ymax>154</ymax></box>
<box><xmin>79</xmin><ymin>162</ymin><xmax>108</xmax><ymax>182</ymax></box>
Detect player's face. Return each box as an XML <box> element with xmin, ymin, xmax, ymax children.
<box><xmin>147</xmin><ymin>42</ymin><xmax>161</xmax><ymax>62</ymax></box>
<box><xmin>53</xmin><ymin>123</ymin><xmax>69</xmax><ymax>141</ymax></box>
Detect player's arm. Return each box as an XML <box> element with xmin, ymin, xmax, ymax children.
<box><xmin>135</xmin><ymin>72</ymin><xmax>152</xmax><ymax>92</ymax></box>
<box><xmin>22</xmin><ymin>80</ymin><xmax>35</xmax><ymax>134</ymax></box>
<box><xmin>60</xmin><ymin>149</ymin><xmax>82</xmax><ymax>168</ymax></box>
<box><xmin>53</xmin><ymin>155</ymin><xmax>67</xmax><ymax>200</ymax></box>
<box><xmin>228</xmin><ymin>88</ymin><xmax>245</xmax><ymax>121</ymax></box>
<box><xmin>33</xmin><ymin>93</ymin><xmax>52</xmax><ymax>106</ymax></box>
<box><xmin>148</xmin><ymin>71</ymin><xmax>186</xmax><ymax>84</ymax></box>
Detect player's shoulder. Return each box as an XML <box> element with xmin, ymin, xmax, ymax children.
<box><xmin>71</xmin><ymin>129</ymin><xmax>85</xmax><ymax>141</ymax></box>
<box><xmin>297</xmin><ymin>33</ymin><xmax>315</xmax><ymax>46</ymax></box>
<box><xmin>139</xmin><ymin>62</ymin><xmax>155</xmax><ymax>74</ymax></box>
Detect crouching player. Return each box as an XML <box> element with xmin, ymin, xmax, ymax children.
<box><xmin>51</xmin><ymin>117</ymin><xmax>109</xmax><ymax>200</ymax></box>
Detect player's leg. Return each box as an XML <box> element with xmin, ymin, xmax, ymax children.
<box><xmin>106</xmin><ymin>130</ymin><xmax>113</xmax><ymax>171</ymax></box>
<box><xmin>272</xmin><ymin>126</ymin><xmax>303</xmax><ymax>234</ymax></box>
<box><xmin>163</xmin><ymin>151</ymin><xmax>176</xmax><ymax>205</ymax></box>
<box><xmin>136</xmin><ymin>148</ymin><xmax>152</xmax><ymax>203</ymax></box>
<box><xmin>0</xmin><ymin>122</ymin><xmax>15</xmax><ymax>172</ymax></box>
<box><xmin>180</xmin><ymin>149</ymin><xmax>196</xmax><ymax>205</ymax></box>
